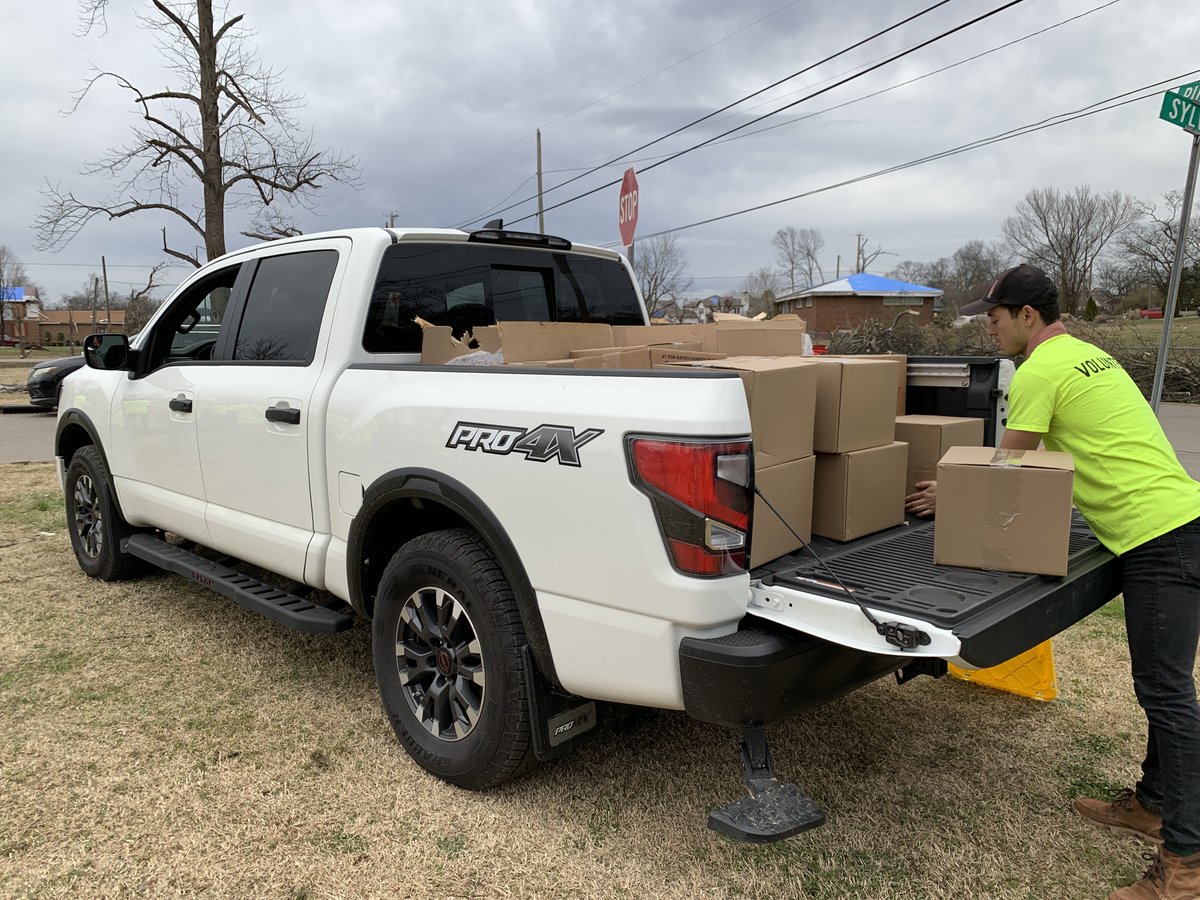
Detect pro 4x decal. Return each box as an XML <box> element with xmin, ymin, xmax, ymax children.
<box><xmin>447</xmin><ymin>422</ymin><xmax>604</xmax><ymax>467</ymax></box>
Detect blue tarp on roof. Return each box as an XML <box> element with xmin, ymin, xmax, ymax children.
<box><xmin>800</xmin><ymin>273</ymin><xmax>942</xmax><ymax>296</ymax></box>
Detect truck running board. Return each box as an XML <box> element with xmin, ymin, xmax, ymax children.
<box><xmin>708</xmin><ymin>723</ymin><xmax>826</xmax><ymax>843</ymax></box>
<box><xmin>123</xmin><ymin>534</ymin><xmax>353</xmax><ymax>633</ymax></box>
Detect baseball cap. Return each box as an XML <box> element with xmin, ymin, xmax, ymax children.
<box><xmin>960</xmin><ymin>264</ymin><xmax>1057</xmax><ymax>315</ymax></box>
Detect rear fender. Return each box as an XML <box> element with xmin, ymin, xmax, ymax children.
<box><xmin>348</xmin><ymin>467</ymin><xmax>557</xmax><ymax>686</ymax></box>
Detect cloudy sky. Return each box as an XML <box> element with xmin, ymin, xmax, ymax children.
<box><xmin>2</xmin><ymin>0</ymin><xmax>1198</xmax><ymax>305</ymax></box>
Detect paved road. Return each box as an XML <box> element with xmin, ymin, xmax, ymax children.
<box><xmin>0</xmin><ymin>407</ymin><xmax>57</xmax><ymax>464</ymax></box>
<box><xmin>6</xmin><ymin>402</ymin><xmax>1200</xmax><ymax>479</ymax></box>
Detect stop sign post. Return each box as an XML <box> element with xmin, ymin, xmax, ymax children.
<box><xmin>618</xmin><ymin>167</ymin><xmax>639</xmax><ymax>248</ymax></box>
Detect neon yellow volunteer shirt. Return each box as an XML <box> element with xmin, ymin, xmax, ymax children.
<box><xmin>1005</xmin><ymin>333</ymin><xmax>1200</xmax><ymax>555</ymax></box>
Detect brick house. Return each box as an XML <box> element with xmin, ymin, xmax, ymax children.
<box><xmin>774</xmin><ymin>273</ymin><xmax>942</xmax><ymax>336</ymax></box>
<box><xmin>36</xmin><ymin>308</ymin><xmax>127</xmax><ymax>346</ymax></box>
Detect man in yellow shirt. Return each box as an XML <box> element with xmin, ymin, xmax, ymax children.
<box><xmin>905</xmin><ymin>264</ymin><xmax>1200</xmax><ymax>899</ymax></box>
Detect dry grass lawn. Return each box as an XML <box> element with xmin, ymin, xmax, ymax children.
<box><xmin>0</xmin><ymin>462</ymin><xmax>1188</xmax><ymax>899</ymax></box>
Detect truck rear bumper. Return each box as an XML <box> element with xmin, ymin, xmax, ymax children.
<box><xmin>678</xmin><ymin>623</ymin><xmax>905</xmax><ymax>727</ymax></box>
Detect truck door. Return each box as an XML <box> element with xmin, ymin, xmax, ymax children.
<box><xmin>106</xmin><ymin>263</ymin><xmax>246</xmax><ymax>544</ymax></box>
<box><xmin>195</xmin><ymin>241</ymin><xmax>347</xmax><ymax>582</ymax></box>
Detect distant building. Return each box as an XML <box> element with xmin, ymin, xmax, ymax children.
<box><xmin>774</xmin><ymin>273</ymin><xmax>942</xmax><ymax>333</ymax></box>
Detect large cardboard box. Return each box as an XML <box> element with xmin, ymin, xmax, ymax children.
<box><xmin>569</xmin><ymin>346</ymin><xmax>653</xmax><ymax>369</ymax></box>
<box><xmin>659</xmin><ymin>356</ymin><xmax>818</xmax><ymax>466</ymax></box>
<box><xmin>808</xmin><ymin>358</ymin><xmax>899</xmax><ymax>453</ymax></box>
<box><xmin>812</xmin><ymin>441</ymin><xmax>909</xmax><ymax>541</ymax></box>
<box><xmin>833</xmin><ymin>353</ymin><xmax>908</xmax><ymax>415</ymax></box>
<box><xmin>894</xmin><ymin>414</ymin><xmax>985</xmax><ymax>493</ymax></box>
<box><xmin>751</xmin><ymin>455</ymin><xmax>815</xmax><ymax>566</ymax></box>
<box><xmin>612</xmin><ymin>324</ymin><xmax>708</xmax><ymax>347</ymax></box>
<box><xmin>933</xmin><ymin>446</ymin><xmax>1075</xmax><ymax>576</ymax></box>
<box><xmin>703</xmin><ymin>318</ymin><xmax>807</xmax><ymax>357</ymax></box>
<box><xmin>497</xmin><ymin>322</ymin><xmax>614</xmax><ymax>363</ymax></box>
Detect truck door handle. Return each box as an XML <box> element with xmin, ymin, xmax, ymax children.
<box><xmin>265</xmin><ymin>406</ymin><xmax>301</xmax><ymax>425</ymax></box>
<box><xmin>169</xmin><ymin>397</ymin><xmax>193</xmax><ymax>414</ymax></box>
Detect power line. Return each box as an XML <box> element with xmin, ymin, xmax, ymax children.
<box><xmin>607</xmin><ymin>70</ymin><xmax>1200</xmax><ymax>248</ymax></box>
<box><xmin>454</xmin><ymin>0</ymin><xmax>960</xmax><ymax>229</ymax></box>
<box><xmin>539</xmin><ymin>0</ymin><xmax>1120</xmax><ymax>178</ymax></box>
<box><xmin>503</xmin><ymin>0</ymin><xmax>1030</xmax><ymax>229</ymax></box>
<box><xmin>424</xmin><ymin>0</ymin><xmax>805</xmax><ymax>208</ymax></box>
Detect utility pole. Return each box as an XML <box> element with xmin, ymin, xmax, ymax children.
<box><xmin>91</xmin><ymin>276</ymin><xmax>99</xmax><ymax>329</ymax></box>
<box><xmin>385</xmin><ymin>211</ymin><xmax>398</xmax><ymax>228</ymax></box>
<box><xmin>855</xmin><ymin>233</ymin><xmax>864</xmax><ymax>273</ymax></box>
<box><xmin>101</xmin><ymin>256</ymin><xmax>112</xmax><ymax>333</ymax></box>
<box><xmin>536</xmin><ymin>129</ymin><xmax>545</xmax><ymax>235</ymax></box>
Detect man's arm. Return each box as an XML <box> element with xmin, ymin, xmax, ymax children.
<box><xmin>999</xmin><ymin>428</ymin><xmax>1044</xmax><ymax>451</ymax></box>
<box><xmin>904</xmin><ymin>429</ymin><xmax>1046</xmax><ymax>518</ymax></box>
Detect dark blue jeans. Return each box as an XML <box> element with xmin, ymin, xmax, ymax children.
<box><xmin>1122</xmin><ymin>516</ymin><xmax>1200</xmax><ymax>856</ymax></box>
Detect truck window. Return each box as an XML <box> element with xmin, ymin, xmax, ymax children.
<box><xmin>138</xmin><ymin>264</ymin><xmax>240</xmax><ymax>371</ymax></box>
<box><xmin>365</xmin><ymin>243</ymin><xmax>643</xmax><ymax>353</ymax></box>
<box><xmin>233</xmin><ymin>250</ymin><xmax>338</xmax><ymax>363</ymax></box>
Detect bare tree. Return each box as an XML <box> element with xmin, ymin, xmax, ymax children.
<box><xmin>771</xmin><ymin>226</ymin><xmax>824</xmax><ymax>292</ymax></box>
<box><xmin>741</xmin><ymin>265</ymin><xmax>780</xmax><ymax>317</ymax></box>
<box><xmin>35</xmin><ymin>0</ymin><xmax>359</xmax><ymax>267</ymax></box>
<box><xmin>854</xmin><ymin>233</ymin><xmax>893</xmax><ymax>273</ymax></box>
<box><xmin>1001</xmin><ymin>185</ymin><xmax>1139</xmax><ymax>316</ymax></box>
<box><xmin>632</xmin><ymin>234</ymin><xmax>693</xmax><ymax>321</ymax></box>
<box><xmin>123</xmin><ymin>262</ymin><xmax>169</xmax><ymax>333</ymax></box>
<box><xmin>1115</xmin><ymin>191</ymin><xmax>1200</xmax><ymax>303</ymax></box>
<box><xmin>0</xmin><ymin>246</ymin><xmax>32</xmax><ymax>345</ymax></box>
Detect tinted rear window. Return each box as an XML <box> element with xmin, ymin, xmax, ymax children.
<box><xmin>364</xmin><ymin>242</ymin><xmax>643</xmax><ymax>353</ymax></box>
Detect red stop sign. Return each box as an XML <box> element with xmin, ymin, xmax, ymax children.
<box><xmin>618</xmin><ymin>167</ymin><xmax>639</xmax><ymax>247</ymax></box>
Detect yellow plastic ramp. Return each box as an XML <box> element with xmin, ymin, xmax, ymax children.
<box><xmin>948</xmin><ymin>640</ymin><xmax>1057</xmax><ymax>702</ymax></box>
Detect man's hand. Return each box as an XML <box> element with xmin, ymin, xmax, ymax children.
<box><xmin>905</xmin><ymin>480</ymin><xmax>937</xmax><ymax>518</ymax></box>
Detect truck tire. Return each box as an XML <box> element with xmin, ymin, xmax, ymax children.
<box><xmin>65</xmin><ymin>445</ymin><xmax>142</xmax><ymax>581</ymax></box>
<box><xmin>372</xmin><ymin>528</ymin><xmax>536</xmax><ymax>789</ymax></box>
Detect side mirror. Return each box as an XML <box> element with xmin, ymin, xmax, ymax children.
<box><xmin>83</xmin><ymin>333</ymin><xmax>131</xmax><ymax>370</ymax></box>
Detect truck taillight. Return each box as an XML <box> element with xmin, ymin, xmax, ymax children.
<box><xmin>626</xmin><ymin>436</ymin><xmax>753</xmax><ymax>577</ymax></box>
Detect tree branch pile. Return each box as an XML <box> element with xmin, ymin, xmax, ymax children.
<box><xmin>828</xmin><ymin>317</ymin><xmax>1200</xmax><ymax>403</ymax></box>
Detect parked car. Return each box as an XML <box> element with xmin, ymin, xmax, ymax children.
<box><xmin>27</xmin><ymin>355</ymin><xmax>85</xmax><ymax>409</ymax></box>
<box><xmin>1139</xmin><ymin>307</ymin><xmax>1164</xmax><ymax>319</ymax></box>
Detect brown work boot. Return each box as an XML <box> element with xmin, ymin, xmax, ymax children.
<box><xmin>1108</xmin><ymin>848</ymin><xmax>1200</xmax><ymax>899</ymax></box>
<box><xmin>1074</xmin><ymin>788</ymin><xmax>1163</xmax><ymax>844</ymax></box>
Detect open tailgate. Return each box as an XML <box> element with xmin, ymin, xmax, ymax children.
<box><xmin>748</xmin><ymin>512</ymin><xmax>1121</xmax><ymax>668</ymax></box>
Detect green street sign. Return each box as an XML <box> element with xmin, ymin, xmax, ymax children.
<box><xmin>1175</xmin><ymin>80</ymin><xmax>1200</xmax><ymax>101</ymax></box>
<box><xmin>1160</xmin><ymin>90</ymin><xmax>1200</xmax><ymax>135</ymax></box>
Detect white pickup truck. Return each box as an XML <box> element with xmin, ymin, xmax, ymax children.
<box><xmin>57</xmin><ymin>226</ymin><xmax>1120</xmax><ymax>842</ymax></box>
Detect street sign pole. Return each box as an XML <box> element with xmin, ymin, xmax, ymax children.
<box><xmin>1151</xmin><ymin>130</ymin><xmax>1200</xmax><ymax>413</ymax></box>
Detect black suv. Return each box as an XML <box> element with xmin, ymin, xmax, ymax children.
<box><xmin>27</xmin><ymin>355</ymin><xmax>86</xmax><ymax>409</ymax></box>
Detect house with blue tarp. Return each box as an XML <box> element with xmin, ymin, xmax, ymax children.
<box><xmin>774</xmin><ymin>273</ymin><xmax>942</xmax><ymax>334</ymax></box>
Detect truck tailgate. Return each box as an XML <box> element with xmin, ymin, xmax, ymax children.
<box><xmin>748</xmin><ymin>512</ymin><xmax>1121</xmax><ymax>667</ymax></box>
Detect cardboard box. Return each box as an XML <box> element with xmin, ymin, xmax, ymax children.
<box><xmin>833</xmin><ymin>353</ymin><xmax>907</xmax><ymax>415</ymax></box>
<box><xmin>703</xmin><ymin>318</ymin><xmax>807</xmax><ymax>357</ymax></box>
<box><xmin>659</xmin><ymin>356</ymin><xmax>818</xmax><ymax>466</ymax></box>
<box><xmin>894</xmin><ymin>414</ymin><xmax>985</xmax><ymax>493</ymax></box>
<box><xmin>419</xmin><ymin>325</ymin><xmax>501</xmax><ymax>365</ymax></box>
<box><xmin>648</xmin><ymin>346</ymin><xmax>724</xmax><ymax>366</ymax></box>
<box><xmin>569</xmin><ymin>346</ymin><xmax>653</xmax><ymax>369</ymax></box>
<box><xmin>751</xmin><ymin>455</ymin><xmax>815</xmax><ymax>566</ymax></box>
<box><xmin>808</xmin><ymin>358</ymin><xmax>899</xmax><ymax>453</ymax></box>
<box><xmin>933</xmin><ymin>446</ymin><xmax>1074</xmax><ymax>577</ymax></box>
<box><xmin>497</xmin><ymin>322</ymin><xmax>614</xmax><ymax>363</ymax></box>
<box><xmin>812</xmin><ymin>441</ymin><xmax>909</xmax><ymax>541</ymax></box>
<box><xmin>612</xmin><ymin>324</ymin><xmax>708</xmax><ymax>347</ymax></box>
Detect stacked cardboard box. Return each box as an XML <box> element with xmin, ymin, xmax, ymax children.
<box><xmin>894</xmin><ymin>414</ymin><xmax>985</xmax><ymax>495</ymax></box>
<box><xmin>808</xmin><ymin>358</ymin><xmax>909</xmax><ymax>541</ymax></box>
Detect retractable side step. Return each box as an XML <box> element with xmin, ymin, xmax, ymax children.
<box><xmin>708</xmin><ymin>723</ymin><xmax>826</xmax><ymax>843</ymax></box>
<box><xmin>124</xmin><ymin>534</ymin><xmax>353</xmax><ymax>633</ymax></box>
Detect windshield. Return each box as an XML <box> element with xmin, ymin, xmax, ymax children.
<box><xmin>364</xmin><ymin>242</ymin><xmax>644</xmax><ymax>353</ymax></box>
